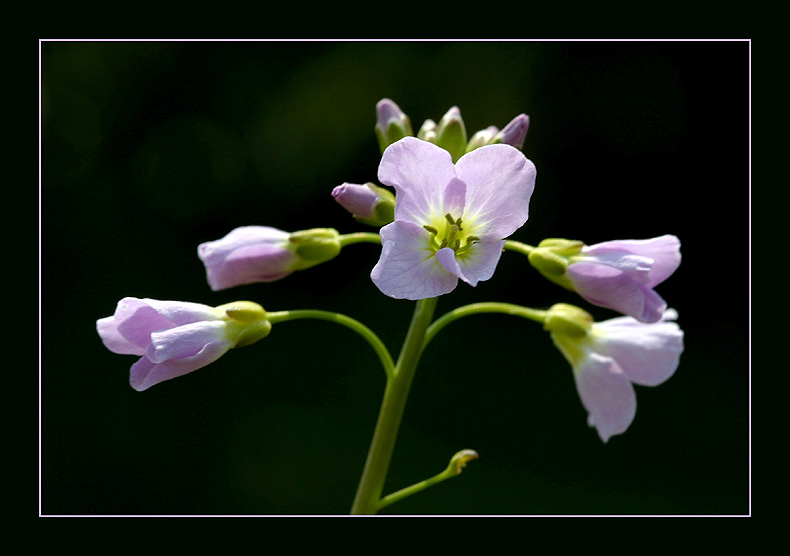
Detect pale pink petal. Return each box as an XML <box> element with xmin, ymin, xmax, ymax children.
<box><xmin>141</xmin><ymin>299</ymin><xmax>221</xmax><ymax>326</ymax></box>
<box><xmin>147</xmin><ymin>321</ymin><xmax>229</xmax><ymax>364</ymax></box>
<box><xmin>112</xmin><ymin>298</ymin><xmax>178</xmax><ymax>349</ymax></box>
<box><xmin>574</xmin><ymin>353</ymin><xmax>637</xmax><ymax>443</ymax></box>
<box><xmin>442</xmin><ymin>178</ymin><xmax>467</xmax><ymax>217</ymax></box>
<box><xmin>198</xmin><ymin>226</ymin><xmax>297</xmax><ymax>290</ymax></box>
<box><xmin>129</xmin><ymin>341</ymin><xmax>232</xmax><ymax>392</ymax></box>
<box><xmin>455</xmin><ymin>239</ymin><xmax>506</xmax><ymax>286</ymax></box>
<box><xmin>583</xmin><ymin>235</ymin><xmax>681</xmax><ymax>288</ymax></box>
<box><xmin>454</xmin><ymin>143</ymin><xmax>536</xmax><ymax>238</ymax></box>
<box><xmin>371</xmin><ymin>221</ymin><xmax>459</xmax><ymax>299</ymax></box>
<box><xmin>434</xmin><ymin>247</ymin><xmax>465</xmax><ymax>281</ymax></box>
<box><xmin>377</xmin><ymin>137</ymin><xmax>457</xmax><ymax>226</ymax></box>
<box><xmin>96</xmin><ymin>316</ymin><xmax>145</xmax><ymax>355</ymax></box>
<box><xmin>566</xmin><ymin>263</ymin><xmax>651</xmax><ymax>318</ymax></box>
<box><xmin>591</xmin><ymin>312</ymin><xmax>684</xmax><ymax>386</ymax></box>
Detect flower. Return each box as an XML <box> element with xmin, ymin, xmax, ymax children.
<box><xmin>332</xmin><ymin>182</ymin><xmax>395</xmax><ymax>226</ymax></box>
<box><xmin>375</xmin><ymin>98</ymin><xmax>413</xmax><ymax>153</ymax></box>
<box><xmin>494</xmin><ymin>113</ymin><xmax>530</xmax><ymax>150</ymax></box>
<box><xmin>466</xmin><ymin>114</ymin><xmax>530</xmax><ymax>153</ymax></box>
<box><xmin>566</xmin><ymin>236</ymin><xmax>681</xmax><ymax>323</ymax></box>
<box><xmin>545</xmin><ymin>304</ymin><xmax>684</xmax><ymax>442</ymax></box>
<box><xmin>97</xmin><ymin>298</ymin><xmax>271</xmax><ymax>391</ymax></box>
<box><xmin>198</xmin><ymin>226</ymin><xmax>341</xmax><ymax>290</ymax></box>
<box><xmin>529</xmin><ymin>235</ymin><xmax>681</xmax><ymax>323</ymax></box>
<box><xmin>370</xmin><ymin>137</ymin><xmax>536</xmax><ymax>300</ymax></box>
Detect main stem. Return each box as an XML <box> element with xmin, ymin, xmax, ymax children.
<box><xmin>350</xmin><ymin>297</ymin><xmax>439</xmax><ymax>515</ymax></box>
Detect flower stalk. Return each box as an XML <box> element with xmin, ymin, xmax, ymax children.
<box><xmin>350</xmin><ymin>297</ymin><xmax>438</xmax><ymax>515</ymax></box>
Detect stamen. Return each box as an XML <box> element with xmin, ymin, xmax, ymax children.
<box><xmin>466</xmin><ymin>235</ymin><xmax>480</xmax><ymax>244</ymax></box>
<box><xmin>423</xmin><ymin>225</ymin><xmax>439</xmax><ymax>236</ymax></box>
<box><xmin>444</xmin><ymin>213</ymin><xmax>456</xmax><ymax>225</ymax></box>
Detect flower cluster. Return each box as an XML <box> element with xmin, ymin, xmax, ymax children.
<box><xmin>98</xmin><ymin>97</ymin><xmax>683</xmax><ymax>450</ymax></box>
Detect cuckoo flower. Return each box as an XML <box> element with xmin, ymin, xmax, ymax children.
<box><xmin>545</xmin><ymin>304</ymin><xmax>684</xmax><ymax>442</ymax></box>
<box><xmin>97</xmin><ymin>297</ymin><xmax>271</xmax><ymax>391</ymax></box>
<box><xmin>529</xmin><ymin>235</ymin><xmax>681</xmax><ymax>323</ymax></box>
<box><xmin>198</xmin><ymin>226</ymin><xmax>341</xmax><ymax>290</ymax></box>
<box><xmin>371</xmin><ymin>137</ymin><xmax>536</xmax><ymax>300</ymax></box>
<box><xmin>566</xmin><ymin>236</ymin><xmax>681</xmax><ymax>323</ymax></box>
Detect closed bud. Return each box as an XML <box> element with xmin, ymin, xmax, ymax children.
<box><xmin>447</xmin><ymin>449</ymin><xmax>479</xmax><ymax>476</ymax></box>
<box><xmin>465</xmin><ymin>125</ymin><xmax>499</xmax><ymax>153</ymax></box>
<box><xmin>492</xmin><ymin>113</ymin><xmax>530</xmax><ymax>149</ymax></box>
<box><xmin>332</xmin><ymin>182</ymin><xmax>395</xmax><ymax>226</ymax></box>
<box><xmin>375</xmin><ymin>98</ymin><xmax>413</xmax><ymax>153</ymax></box>
<box><xmin>417</xmin><ymin>118</ymin><xmax>438</xmax><ymax>142</ymax></box>
<box><xmin>434</xmin><ymin>106</ymin><xmax>467</xmax><ymax>162</ymax></box>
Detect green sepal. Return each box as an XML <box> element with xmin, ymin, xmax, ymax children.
<box><xmin>288</xmin><ymin>228</ymin><xmax>342</xmax><ymax>270</ymax></box>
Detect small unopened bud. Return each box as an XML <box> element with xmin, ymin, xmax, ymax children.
<box><xmin>417</xmin><ymin>119</ymin><xmax>438</xmax><ymax>142</ymax></box>
<box><xmin>465</xmin><ymin>125</ymin><xmax>499</xmax><ymax>153</ymax></box>
<box><xmin>435</xmin><ymin>106</ymin><xmax>468</xmax><ymax>162</ymax></box>
<box><xmin>332</xmin><ymin>182</ymin><xmax>395</xmax><ymax>227</ymax></box>
<box><xmin>492</xmin><ymin>113</ymin><xmax>530</xmax><ymax>149</ymax></box>
<box><xmin>447</xmin><ymin>449</ymin><xmax>479</xmax><ymax>476</ymax></box>
<box><xmin>375</xmin><ymin>98</ymin><xmax>413</xmax><ymax>153</ymax></box>
<box><xmin>288</xmin><ymin>228</ymin><xmax>342</xmax><ymax>270</ymax></box>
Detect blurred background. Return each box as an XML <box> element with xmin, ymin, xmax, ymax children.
<box><xmin>40</xmin><ymin>40</ymin><xmax>750</xmax><ymax>515</ymax></box>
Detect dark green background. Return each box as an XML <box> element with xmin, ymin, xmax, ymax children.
<box><xmin>41</xmin><ymin>40</ymin><xmax>750</xmax><ymax>515</ymax></box>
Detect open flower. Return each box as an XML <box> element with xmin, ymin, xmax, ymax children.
<box><xmin>371</xmin><ymin>137</ymin><xmax>536</xmax><ymax>300</ymax></box>
<box><xmin>97</xmin><ymin>297</ymin><xmax>271</xmax><ymax>391</ymax></box>
<box><xmin>529</xmin><ymin>235</ymin><xmax>681</xmax><ymax>323</ymax></box>
<box><xmin>545</xmin><ymin>304</ymin><xmax>684</xmax><ymax>442</ymax></box>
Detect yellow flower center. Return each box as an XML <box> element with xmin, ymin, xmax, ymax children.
<box><xmin>424</xmin><ymin>213</ymin><xmax>480</xmax><ymax>255</ymax></box>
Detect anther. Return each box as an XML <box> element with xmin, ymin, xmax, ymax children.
<box><xmin>423</xmin><ymin>225</ymin><xmax>439</xmax><ymax>236</ymax></box>
<box><xmin>444</xmin><ymin>213</ymin><xmax>456</xmax><ymax>225</ymax></box>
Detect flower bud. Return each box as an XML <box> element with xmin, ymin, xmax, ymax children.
<box><xmin>375</xmin><ymin>98</ymin><xmax>413</xmax><ymax>153</ymax></box>
<box><xmin>288</xmin><ymin>228</ymin><xmax>342</xmax><ymax>270</ymax></box>
<box><xmin>465</xmin><ymin>125</ymin><xmax>499</xmax><ymax>153</ymax></box>
<box><xmin>447</xmin><ymin>449</ymin><xmax>479</xmax><ymax>476</ymax></box>
<box><xmin>492</xmin><ymin>113</ymin><xmax>530</xmax><ymax>149</ymax></box>
<box><xmin>417</xmin><ymin>118</ymin><xmax>437</xmax><ymax>142</ymax></box>
<box><xmin>332</xmin><ymin>182</ymin><xmax>395</xmax><ymax>226</ymax></box>
<box><xmin>434</xmin><ymin>106</ymin><xmax>468</xmax><ymax>162</ymax></box>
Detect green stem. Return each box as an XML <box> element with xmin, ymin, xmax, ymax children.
<box><xmin>339</xmin><ymin>232</ymin><xmax>382</xmax><ymax>247</ymax></box>
<box><xmin>267</xmin><ymin>310</ymin><xmax>394</xmax><ymax>378</ymax></box>
<box><xmin>376</xmin><ymin>449</ymin><xmax>478</xmax><ymax>511</ymax></box>
<box><xmin>503</xmin><ymin>239</ymin><xmax>536</xmax><ymax>257</ymax></box>
<box><xmin>423</xmin><ymin>302</ymin><xmax>547</xmax><ymax>350</ymax></box>
<box><xmin>350</xmin><ymin>297</ymin><xmax>439</xmax><ymax>515</ymax></box>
